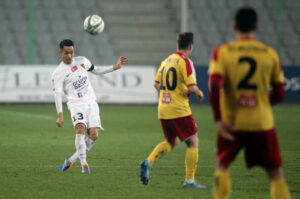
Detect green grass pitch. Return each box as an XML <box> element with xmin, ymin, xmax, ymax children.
<box><xmin>0</xmin><ymin>104</ymin><xmax>299</xmax><ymax>199</ymax></box>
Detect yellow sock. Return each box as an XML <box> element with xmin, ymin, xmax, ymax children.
<box><xmin>185</xmin><ymin>148</ymin><xmax>198</xmax><ymax>179</ymax></box>
<box><xmin>271</xmin><ymin>179</ymin><xmax>291</xmax><ymax>199</ymax></box>
<box><xmin>147</xmin><ymin>141</ymin><xmax>171</xmax><ymax>164</ymax></box>
<box><xmin>213</xmin><ymin>170</ymin><xmax>231</xmax><ymax>199</ymax></box>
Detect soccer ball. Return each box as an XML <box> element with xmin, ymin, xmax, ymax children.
<box><xmin>83</xmin><ymin>15</ymin><xmax>105</xmax><ymax>35</ymax></box>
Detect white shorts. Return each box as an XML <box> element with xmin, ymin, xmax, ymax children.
<box><xmin>69</xmin><ymin>102</ymin><xmax>104</xmax><ymax>130</ymax></box>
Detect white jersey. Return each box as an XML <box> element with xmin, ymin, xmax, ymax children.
<box><xmin>52</xmin><ymin>56</ymin><xmax>96</xmax><ymax>110</ymax></box>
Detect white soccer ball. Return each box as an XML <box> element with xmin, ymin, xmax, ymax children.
<box><xmin>83</xmin><ymin>15</ymin><xmax>105</xmax><ymax>35</ymax></box>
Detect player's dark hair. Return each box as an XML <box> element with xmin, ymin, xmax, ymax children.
<box><xmin>235</xmin><ymin>6</ymin><xmax>258</xmax><ymax>33</ymax></box>
<box><xmin>177</xmin><ymin>32</ymin><xmax>193</xmax><ymax>50</ymax></box>
<box><xmin>59</xmin><ymin>39</ymin><xmax>74</xmax><ymax>50</ymax></box>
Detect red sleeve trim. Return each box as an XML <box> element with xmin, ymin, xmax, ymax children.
<box><xmin>211</xmin><ymin>45</ymin><xmax>221</xmax><ymax>61</ymax></box>
<box><xmin>209</xmin><ymin>74</ymin><xmax>224</xmax><ymax>121</ymax></box>
<box><xmin>270</xmin><ymin>83</ymin><xmax>285</xmax><ymax>105</ymax></box>
<box><xmin>175</xmin><ymin>51</ymin><xmax>193</xmax><ymax>76</ymax></box>
<box><xmin>185</xmin><ymin>59</ymin><xmax>193</xmax><ymax>77</ymax></box>
<box><xmin>188</xmin><ymin>83</ymin><xmax>197</xmax><ymax>87</ymax></box>
<box><xmin>155</xmin><ymin>80</ymin><xmax>160</xmax><ymax>83</ymax></box>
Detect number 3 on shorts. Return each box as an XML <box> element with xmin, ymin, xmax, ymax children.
<box><xmin>73</xmin><ymin>113</ymin><xmax>84</xmax><ymax>122</ymax></box>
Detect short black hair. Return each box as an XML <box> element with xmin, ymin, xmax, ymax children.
<box><xmin>235</xmin><ymin>7</ymin><xmax>258</xmax><ymax>33</ymax></box>
<box><xmin>59</xmin><ymin>39</ymin><xmax>74</xmax><ymax>50</ymax></box>
<box><xmin>177</xmin><ymin>32</ymin><xmax>193</xmax><ymax>50</ymax></box>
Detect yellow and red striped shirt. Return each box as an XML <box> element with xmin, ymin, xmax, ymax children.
<box><xmin>208</xmin><ymin>39</ymin><xmax>284</xmax><ymax>131</ymax></box>
<box><xmin>155</xmin><ymin>52</ymin><xmax>197</xmax><ymax>119</ymax></box>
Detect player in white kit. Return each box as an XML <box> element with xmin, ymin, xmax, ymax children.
<box><xmin>52</xmin><ymin>39</ymin><xmax>128</xmax><ymax>174</ymax></box>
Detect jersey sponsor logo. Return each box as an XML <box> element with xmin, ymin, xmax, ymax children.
<box><xmin>238</xmin><ymin>94</ymin><xmax>257</xmax><ymax>108</ymax></box>
<box><xmin>162</xmin><ymin>92</ymin><xmax>171</xmax><ymax>104</ymax></box>
<box><xmin>73</xmin><ymin>76</ymin><xmax>88</xmax><ymax>89</ymax></box>
<box><xmin>77</xmin><ymin>92</ymin><xmax>83</xmax><ymax>98</ymax></box>
<box><xmin>71</xmin><ymin>65</ymin><xmax>78</xmax><ymax>72</ymax></box>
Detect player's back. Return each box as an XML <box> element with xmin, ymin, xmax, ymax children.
<box><xmin>209</xmin><ymin>39</ymin><xmax>284</xmax><ymax>131</ymax></box>
<box><xmin>156</xmin><ymin>52</ymin><xmax>197</xmax><ymax>119</ymax></box>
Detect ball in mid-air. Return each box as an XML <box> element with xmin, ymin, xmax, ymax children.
<box><xmin>83</xmin><ymin>15</ymin><xmax>105</xmax><ymax>35</ymax></box>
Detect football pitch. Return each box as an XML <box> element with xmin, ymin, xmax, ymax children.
<box><xmin>0</xmin><ymin>104</ymin><xmax>299</xmax><ymax>199</ymax></box>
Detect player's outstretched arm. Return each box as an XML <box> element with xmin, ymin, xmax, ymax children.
<box><xmin>188</xmin><ymin>85</ymin><xmax>204</xmax><ymax>101</ymax></box>
<box><xmin>113</xmin><ymin>56</ymin><xmax>128</xmax><ymax>70</ymax></box>
<box><xmin>89</xmin><ymin>56</ymin><xmax>128</xmax><ymax>75</ymax></box>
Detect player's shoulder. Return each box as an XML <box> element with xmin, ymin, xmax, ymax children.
<box><xmin>74</xmin><ymin>56</ymin><xmax>91</xmax><ymax>64</ymax></box>
<box><xmin>171</xmin><ymin>52</ymin><xmax>195</xmax><ymax>76</ymax></box>
<box><xmin>159</xmin><ymin>52</ymin><xmax>181</xmax><ymax>66</ymax></box>
<box><xmin>75</xmin><ymin>56</ymin><xmax>93</xmax><ymax>69</ymax></box>
<box><xmin>52</xmin><ymin>61</ymin><xmax>66</xmax><ymax>77</ymax></box>
<box><xmin>260</xmin><ymin>42</ymin><xmax>279</xmax><ymax>57</ymax></box>
<box><xmin>211</xmin><ymin>40</ymin><xmax>235</xmax><ymax>62</ymax></box>
<box><xmin>172</xmin><ymin>51</ymin><xmax>193</xmax><ymax>66</ymax></box>
<box><xmin>173</xmin><ymin>51</ymin><xmax>187</xmax><ymax>60</ymax></box>
<box><xmin>252</xmin><ymin>40</ymin><xmax>280</xmax><ymax>59</ymax></box>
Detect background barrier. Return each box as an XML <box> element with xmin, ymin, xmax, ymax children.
<box><xmin>0</xmin><ymin>66</ymin><xmax>299</xmax><ymax>103</ymax></box>
<box><xmin>190</xmin><ymin>66</ymin><xmax>300</xmax><ymax>103</ymax></box>
<box><xmin>0</xmin><ymin>65</ymin><xmax>157</xmax><ymax>103</ymax></box>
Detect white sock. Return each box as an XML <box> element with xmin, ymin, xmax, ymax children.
<box><xmin>69</xmin><ymin>137</ymin><xmax>95</xmax><ymax>164</ymax></box>
<box><xmin>75</xmin><ymin>134</ymin><xmax>87</xmax><ymax>165</ymax></box>
<box><xmin>185</xmin><ymin>178</ymin><xmax>195</xmax><ymax>184</ymax></box>
<box><xmin>86</xmin><ymin>137</ymin><xmax>95</xmax><ymax>152</ymax></box>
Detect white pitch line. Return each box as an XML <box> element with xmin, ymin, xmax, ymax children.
<box><xmin>0</xmin><ymin>110</ymin><xmax>54</xmax><ymax>120</ymax></box>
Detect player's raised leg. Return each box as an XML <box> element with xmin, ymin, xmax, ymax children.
<box><xmin>183</xmin><ymin>134</ymin><xmax>206</xmax><ymax>188</ymax></box>
<box><xmin>140</xmin><ymin>141</ymin><xmax>172</xmax><ymax>185</ymax></box>
<box><xmin>58</xmin><ymin>156</ymin><xmax>72</xmax><ymax>173</ymax></box>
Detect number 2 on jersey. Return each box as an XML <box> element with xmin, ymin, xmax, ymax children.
<box><xmin>160</xmin><ymin>66</ymin><xmax>177</xmax><ymax>91</ymax></box>
<box><xmin>237</xmin><ymin>57</ymin><xmax>257</xmax><ymax>90</ymax></box>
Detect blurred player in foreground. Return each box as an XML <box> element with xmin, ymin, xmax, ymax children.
<box><xmin>52</xmin><ymin>39</ymin><xmax>128</xmax><ymax>174</ymax></box>
<box><xmin>209</xmin><ymin>7</ymin><xmax>291</xmax><ymax>199</ymax></box>
<box><xmin>140</xmin><ymin>32</ymin><xmax>205</xmax><ymax>188</ymax></box>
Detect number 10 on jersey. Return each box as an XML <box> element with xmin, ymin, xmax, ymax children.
<box><xmin>160</xmin><ymin>66</ymin><xmax>177</xmax><ymax>91</ymax></box>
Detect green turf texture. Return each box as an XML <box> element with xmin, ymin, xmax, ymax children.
<box><xmin>0</xmin><ymin>104</ymin><xmax>299</xmax><ymax>199</ymax></box>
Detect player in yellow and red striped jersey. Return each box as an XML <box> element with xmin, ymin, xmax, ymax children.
<box><xmin>208</xmin><ymin>7</ymin><xmax>291</xmax><ymax>199</ymax></box>
<box><xmin>155</xmin><ymin>51</ymin><xmax>199</xmax><ymax>119</ymax></box>
<box><xmin>140</xmin><ymin>32</ymin><xmax>206</xmax><ymax>188</ymax></box>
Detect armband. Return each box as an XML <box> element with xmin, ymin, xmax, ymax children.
<box><xmin>88</xmin><ymin>64</ymin><xmax>95</xmax><ymax>72</ymax></box>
